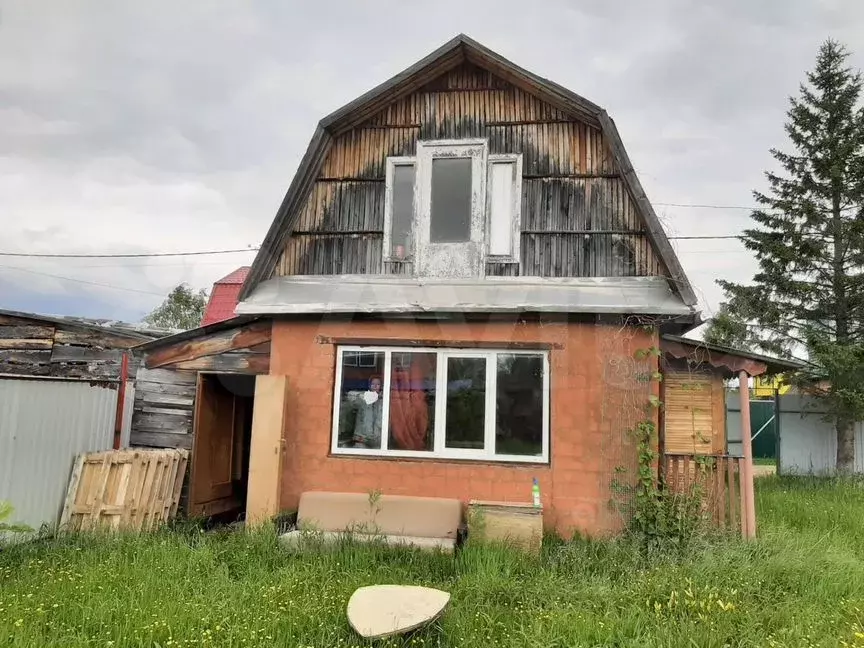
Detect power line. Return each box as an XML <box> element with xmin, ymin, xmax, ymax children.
<box><xmin>0</xmin><ymin>247</ymin><xmax>259</xmax><ymax>259</ymax></box>
<box><xmin>0</xmin><ymin>235</ymin><xmax>748</xmax><ymax>262</ymax></box>
<box><xmin>0</xmin><ymin>265</ymin><xmax>168</xmax><ymax>297</ymax></box>
<box><xmin>655</xmin><ymin>202</ymin><xmax>761</xmax><ymax>210</ymax></box>
<box><xmin>668</xmin><ymin>235</ymin><xmax>742</xmax><ymax>240</ymax></box>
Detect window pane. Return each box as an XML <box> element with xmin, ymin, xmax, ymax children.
<box><xmin>445</xmin><ymin>356</ymin><xmax>486</xmax><ymax>450</ymax></box>
<box><xmin>336</xmin><ymin>351</ymin><xmax>384</xmax><ymax>449</ymax></box>
<box><xmin>431</xmin><ymin>158</ymin><xmax>472</xmax><ymax>243</ymax></box>
<box><xmin>391</xmin><ymin>165</ymin><xmax>415</xmax><ymax>259</ymax></box>
<box><xmin>388</xmin><ymin>352</ymin><xmax>436</xmax><ymax>451</ymax></box>
<box><xmin>489</xmin><ymin>162</ymin><xmax>514</xmax><ymax>255</ymax></box>
<box><xmin>496</xmin><ymin>354</ymin><xmax>544</xmax><ymax>456</ymax></box>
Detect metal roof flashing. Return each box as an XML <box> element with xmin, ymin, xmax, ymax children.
<box><xmin>235</xmin><ymin>275</ymin><xmax>694</xmax><ymax>317</ymax></box>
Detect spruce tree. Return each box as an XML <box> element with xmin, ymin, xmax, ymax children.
<box><xmin>715</xmin><ymin>40</ymin><xmax>864</xmax><ymax>474</ymax></box>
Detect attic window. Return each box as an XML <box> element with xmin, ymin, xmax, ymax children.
<box><xmin>430</xmin><ymin>158</ymin><xmax>472</xmax><ymax>243</ymax></box>
<box><xmin>487</xmin><ymin>154</ymin><xmax>522</xmax><ymax>260</ymax></box>
<box><xmin>382</xmin><ymin>140</ymin><xmax>522</xmax><ymax>277</ymax></box>
<box><xmin>384</xmin><ymin>158</ymin><xmax>415</xmax><ymax>261</ymax></box>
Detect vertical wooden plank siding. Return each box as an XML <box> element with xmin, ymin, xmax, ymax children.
<box><xmin>663</xmin><ymin>371</ymin><xmax>722</xmax><ymax>455</ymax></box>
<box><xmin>275</xmin><ymin>61</ymin><xmax>664</xmax><ymax>279</ymax></box>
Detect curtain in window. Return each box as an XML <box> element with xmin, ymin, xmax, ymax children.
<box><xmin>389</xmin><ymin>355</ymin><xmax>430</xmax><ymax>450</ymax></box>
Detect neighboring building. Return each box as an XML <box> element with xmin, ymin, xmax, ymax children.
<box><xmin>751</xmin><ymin>374</ymin><xmax>793</xmax><ymax>399</ymax></box>
<box><xmin>201</xmin><ymin>267</ymin><xmax>250</xmax><ymax>326</ymax></box>
<box><xmin>135</xmin><ymin>36</ymin><xmax>791</xmax><ymax>536</ymax></box>
<box><xmin>0</xmin><ymin>309</ymin><xmax>166</xmax><ymax>530</ymax></box>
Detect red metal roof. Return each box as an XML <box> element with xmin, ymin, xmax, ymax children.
<box><xmin>200</xmin><ymin>267</ymin><xmax>250</xmax><ymax>326</ymax></box>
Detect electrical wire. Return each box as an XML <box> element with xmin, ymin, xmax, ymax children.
<box><xmin>0</xmin><ymin>265</ymin><xmax>168</xmax><ymax>297</ymax></box>
<box><xmin>0</xmin><ymin>248</ymin><xmax>259</xmax><ymax>259</ymax></box>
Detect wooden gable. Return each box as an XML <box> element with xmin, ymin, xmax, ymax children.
<box><xmin>242</xmin><ymin>35</ymin><xmax>696</xmax><ymax>307</ymax></box>
<box><xmin>274</xmin><ymin>62</ymin><xmax>666</xmax><ymax>280</ymax></box>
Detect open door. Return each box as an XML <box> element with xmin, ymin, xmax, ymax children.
<box><xmin>190</xmin><ymin>374</ymin><xmax>241</xmax><ymax>517</ymax></box>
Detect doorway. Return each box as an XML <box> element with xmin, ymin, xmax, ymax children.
<box><xmin>189</xmin><ymin>373</ymin><xmax>256</xmax><ymax>520</ymax></box>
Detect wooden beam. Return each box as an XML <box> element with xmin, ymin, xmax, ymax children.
<box><xmin>146</xmin><ymin>321</ymin><xmax>272</xmax><ymax>369</ymax></box>
<box><xmin>130</xmin><ymin>431</ymin><xmax>193</xmax><ymax>450</ymax></box>
<box><xmin>136</xmin><ymin>367</ymin><xmax>197</xmax><ymax>385</ymax></box>
<box><xmin>53</xmin><ymin>329</ymin><xmax>143</xmax><ymax>349</ymax></box>
<box><xmin>0</xmin><ymin>338</ymin><xmax>53</xmax><ymax>350</ymax></box>
<box><xmin>738</xmin><ymin>371</ymin><xmax>757</xmax><ymax>540</ymax></box>
<box><xmin>171</xmin><ymin>353</ymin><xmax>270</xmax><ymax>374</ymax></box>
<box><xmin>315</xmin><ymin>336</ymin><xmax>562</xmax><ymax>350</ymax></box>
<box><xmin>51</xmin><ymin>346</ymin><xmax>124</xmax><ymax>363</ymax></box>
<box><xmin>246</xmin><ymin>375</ymin><xmax>288</xmax><ymax>525</ymax></box>
<box><xmin>0</xmin><ymin>325</ymin><xmax>54</xmax><ymax>339</ymax></box>
<box><xmin>0</xmin><ymin>349</ymin><xmax>52</xmax><ymax>364</ymax></box>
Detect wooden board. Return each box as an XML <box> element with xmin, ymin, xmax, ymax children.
<box><xmin>467</xmin><ymin>500</ymin><xmax>543</xmax><ymax>552</ymax></box>
<box><xmin>130</xmin><ymin>367</ymin><xmax>196</xmax><ymax>445</ymax></box>
<box><xmin>60</xmin><ymin>449</ymin><xmax>188</xmax><ymax>531</ymax></box>
<box><xmin>145</xmin><ymin>321</ymin><xmax>272</xmax><ymax>369</ymax></box>
<box><xmin>246</xmin><ymin>375</ymin><xmax>287</xmax><ymax>525</ymax></box>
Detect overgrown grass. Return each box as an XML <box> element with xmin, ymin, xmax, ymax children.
<box><xmin>752</xmin><ymin>457</ymin><xmax>777</xmax><ymax>466</ymax></box>
<box><xmin>2</xmin><ymin>478</ymin><xmax>864</xmax><ymax>647</ymax></box>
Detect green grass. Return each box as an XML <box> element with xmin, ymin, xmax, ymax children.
<box><xmin>2</xmin><ymin>478</ymin><xmax>864</xmax><ymax>647</ymax></box>
<box><xmin>752</xmin><ymin>457</ymin><xmax>777</xmax><ymax>466</ymax></box>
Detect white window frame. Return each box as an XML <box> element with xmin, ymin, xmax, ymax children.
<box><xmin>330</xmin><ymin>345</ymin><xmax>550</xmax><ymax>464</ymax></box>
<box><xmin>486</xmin><ymin>153</ymin><xmax>522</xmax><ymax>263</ymax></box>
<box><xmin>414</xmin><ymin>139</ymin><xmax>488</xmax><ymax>278</ymax></box>
<box><xmin>383</xmin><ymin>157</ymin><xmax>416</xmax><ymax>263</ymax></box>
<box><xmin>342</xmin><ymin>350</ymin><xmax>377</xmax><ymax>368</ymax></box>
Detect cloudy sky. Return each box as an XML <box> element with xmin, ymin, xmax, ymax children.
<box><xmin>2</xmin><ymin>1</ymin><xmax>864</xmax><ymax>324</ymax></box>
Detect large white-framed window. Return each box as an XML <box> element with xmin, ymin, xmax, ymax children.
<box><xmin>486</xmin><ymin>153</ymin><xmax>522</xmax><ymax>261</ymax></box>
<box><xmin>331</xmin><ymin>345</ymin><xmax>550</xmax><ymax>464</ymax></box>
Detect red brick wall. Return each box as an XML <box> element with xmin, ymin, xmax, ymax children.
<box><xmin>269</xmin><ymin>317</ymin><xmax>658</xmax><ymax>537</ymax></box>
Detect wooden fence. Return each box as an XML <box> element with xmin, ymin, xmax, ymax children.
<box><xmin>60</xmin><ymin>449</ymin><xmax>188</xmax><ymax>531</ymax></box>
<box><xmin>662</xmin><ymin>454</ymin><xmax>742</xmax><ymax>533</ymax></box>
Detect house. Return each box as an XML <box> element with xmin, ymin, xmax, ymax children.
<box><xmin>0</xmin><ymin>309</ymin><xmax>167</xmax><ymax>530</ymax></box>
<box><xmin>201</xmin><ymin>267</ymin><xmax>251</xmax><ymax>327</ymax></box>
<box><xmin>135</xmin><ymin>35</ymin><xmax>790</xmax><ymax>537</ymax></box>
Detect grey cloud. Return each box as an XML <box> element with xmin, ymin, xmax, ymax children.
<box><xmin>2</xmin><ymin>0</ymin><xmax>864</xmax><ymax>320</ymax></box>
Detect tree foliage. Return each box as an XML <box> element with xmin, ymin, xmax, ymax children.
<box><xmin>702</xmin><ymin>302</ymin><xmax>751</xmax><ymax>350</ymax></box>
<box><xmin>712</xmin><ymin>40</ymin><xmax>864</xmax><ymax>473</ymax></box>
<box><xmin>144</xmin><ymin>283</ymin><xmax>208</xmax><ymax>331</ymax></box>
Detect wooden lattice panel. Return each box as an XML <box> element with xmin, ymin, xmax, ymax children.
<box><xmin>60</xmin><ymin>449</ymin><xmax>188</xmax><ymax>531</ymax></box>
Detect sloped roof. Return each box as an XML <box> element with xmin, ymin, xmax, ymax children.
<box><xmin>661</xmin><ymin>334</ymin><xmax>805</xmax><ymax>377</ymax></box>
<box><xmin>240</xmin><ymin>34</ymin><xmax>697</xmax><ymax>309</ymax></box>
<box><xmin>213</xmin><ymin>267</ymin><xmax>250</xmax><ymax>285</ymax></box>
<box><xmin>201</xmin><ymin>267</ymin><xmax>250</xmax><ymax>326</ymax></box>
<box><xmin>0</xmin><ymin>308</ymin><xmax>169</xmax><ymax>340</ymax></box>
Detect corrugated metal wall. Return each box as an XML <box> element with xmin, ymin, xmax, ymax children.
<box><xmin>726</xmin><ymin>392</ymin><xmax>864</xmax><ymax>475</ymax></box>
<box><xmin>0</xmin><ymin>377</ymin><xmax>118</xmax><ymax>531</ymax></box>
<box><xmin>775</xmin><ymin>395</ymin><xmax>864</xmax><ymax>475</ymax></box>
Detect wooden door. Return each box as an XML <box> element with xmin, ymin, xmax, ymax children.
<box><xmin>190</xmin><ymin>374</ymin><xmax>237</xmax><ymax>516</ymax></box>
